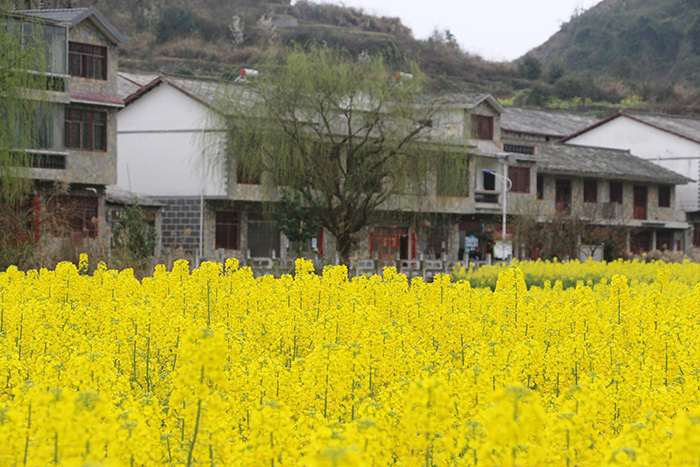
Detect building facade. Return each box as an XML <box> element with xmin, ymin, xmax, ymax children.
<box><xmin>115</xmin><ymin>72</ymin><xmax>691</xmax><ymax>270</ymax></box>
<box><xmin>10</xmin><ymin>7</ymin><xmax>128</xmax><ymax>245</ymax></box>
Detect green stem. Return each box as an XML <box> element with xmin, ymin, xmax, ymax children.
<box><xmin>186</xmin><ymin>399</ymin><xmax>203</xmax><ymax>467</ymax></box>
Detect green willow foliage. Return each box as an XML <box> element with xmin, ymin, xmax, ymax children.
<box><xmin>220</xmin><ymin>45</ymin><xmax>466</xmax><ymax>263</ymax></box>
<box><xmin>0</xmin><ymin>12</ymin><xmax>52</xmax><ymax>201</ymax></box>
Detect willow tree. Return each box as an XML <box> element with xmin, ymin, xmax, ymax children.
<box><xmin>1</xmin><ymin>11</ymin><xmax>53</xmax><ymax>267</ymax></box>
<box><xmin>223</xmin><ymin>46</ymin><xmax>444</xmax><ymax>264</ymax></box>
<box><xmin>0</xmin><ymin>11</ymin><xmax>52</xmax><ymax>200</ymax></box>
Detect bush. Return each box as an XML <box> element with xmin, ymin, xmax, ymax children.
<box><xmin>156</xmin><ymin>5</ymin><xmax>196</xmax><ymax>44</ymax></box>
<box><xmin>518</xmin><ymin>56</ymin><xmax>542</xmax><ymax>80</ymax></box>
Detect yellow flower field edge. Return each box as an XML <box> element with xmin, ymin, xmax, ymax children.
<box><xmin>0</xmin><ymin>256</ymin><xmax>699</xmax><ymax>465</ymax></box>
<box><xmin>454</xmin><ymin>258</ymin><xmax>700</xmax><ymax>290</ymax></box>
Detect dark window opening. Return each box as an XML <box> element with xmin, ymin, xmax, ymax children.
<box><xmin>65</xmin><ymin>107</ymin><xmax>106</xmax><ymax>151</ymax></box>
<box><xmin>658</xmin><ymin>185</ymin><xmax>671</xmax><ymax>208</ymax></box>
<box><xmin>656</xmin><ymin>230</ymin><xmax>672</xmax><ymax>251</ymax></box>
<box><xmin>610</xmin><ymin>181</ymin><xmax>623</xmax><ymax>204</ymax></box>
<box><xmin>555</xmin><ymin>179</ymin><xmax>571</xmax><ymax>214</ymax></box>
<box><xmin>583</xmin><ymin>179</ymin><xmax>598</xmax><ymax>203</ymax></box>
<box><xmin>248</xmin><ymin>220</ymin><xmax>280</xmax><ymax>257</ymax></box>
<box><xmin>536</xmin><ymin>174</ymin><xmax>544</xmax><ymax>200</ymax></box>
<box><xmin>215</xmin><ymin>211</ymin><xmax>240</xmax><ymax>250</ymax></box>
<box><xmin>471</xmin><ymin>115</ymin><xmax>494</xmax><ymax>140</ymax></box>
<box><xmin>508</xmin><ymin>166</ymin><xmax>530</xmax><ymax>193</ymax></box>
<box><xmin>69</xmin><ymin>42</ymin><xmax>107</xmax><ymax>80</ymax></box>
<box><xmin>483</xmin><ymin>171</ymin><xmax>495</xmax><ymax>191</ymax></box>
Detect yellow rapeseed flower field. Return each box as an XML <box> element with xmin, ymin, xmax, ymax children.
<box><xmin>1</xmin><ymin>256</ymin><xmax>700</xmax><ymax>465</ymax></box>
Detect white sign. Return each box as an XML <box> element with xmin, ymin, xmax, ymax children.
<box><xmin>494</xmin><ymin>241</ymin><xmax>512</xmax><ymax>260</ymax></box>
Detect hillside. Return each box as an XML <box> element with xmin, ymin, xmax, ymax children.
<box><xmin>530</xmin><ymin>0</ymin><xmax>700</xmax><ymax>86</ymax></box>
<box><xmin>28</xmin><ymin>0</ymin><xmax>700</xmax><ymax>113</ymax></box>
<box><xmin>59</xmin><ymin>0</ymin><xmax>520</xmax><ymax>95</ymax></box>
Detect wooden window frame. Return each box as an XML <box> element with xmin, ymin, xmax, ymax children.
<box><xmin>69</xmin><ymin>41</ymin><xmax>107</xmax><ymax>80</ymax></box>
<box><xmin>65</xmin><ymin>107</ymin><xmax>107</xmax><ymax>152</ymax></box>
<box><xmin>583</xmin><ymin>179</ymin><xmax>598</xmax><ymax>203</ymax></box>
<box><xmin>609</xmin><ymin>181</ymin><xmax>623</xmax><ymax>205</ymax></box>
<box><xmin>471</xmin><ymin>115</ymin><xmax>494</xmax><ymax>140</ymax></box>
<box><xmin>215</xmin><ymin>211</ymin><xmax>240</xmax><ymax>250</ymax></box>
<box><xmin>508</xmin><ymin>166</ymin><xmax>530</xmax><ymax>194</ymax></box>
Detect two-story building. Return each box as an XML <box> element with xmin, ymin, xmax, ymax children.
<box><xmin>535</xmin><ymin>143</ymin><xmax>690</xmax><ymax>256</ymax></box>
<box><xmin>11</xmin><ymin>7</ymin><xmax>128</xmax><ymax>244</ymax></box>
<box><xmin>561</xmin><ymin>112</ymin><xmax>700</xmax><ymax>248</ymax></box>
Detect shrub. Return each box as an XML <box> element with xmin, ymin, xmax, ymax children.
<box><xmin>156</xmin><ymin>5</ymin><xmax>196</xmax><ymax>44</ymax></box>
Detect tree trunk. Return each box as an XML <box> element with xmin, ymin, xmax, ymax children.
<box><xmin>335</xmin><ymin>232</ymin><xmax>353</xmax><ymax>267</ymax></box>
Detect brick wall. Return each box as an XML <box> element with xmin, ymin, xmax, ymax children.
<box><xmin>157</xmin><ymin>197</ymin><xmax>203</xmax><ymax>252</ymax></box>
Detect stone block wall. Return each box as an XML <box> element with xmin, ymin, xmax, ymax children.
<box><xmin>157</xmin><ymin>197</ymin><xmax>204</xmax><ymax>252</ymax></box>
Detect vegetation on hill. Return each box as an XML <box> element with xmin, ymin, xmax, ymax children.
<box><xmin>25</xmin><ymin>0</ymin><xmax>700</xmax><ymax>114</ymax></box>
<box><xmin>526</xmin><ymin>0</ymin><xmax>700</xmax><ymax>114</ymax></box>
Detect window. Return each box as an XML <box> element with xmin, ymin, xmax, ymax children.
<box><xmin>609</xmin><ymin>181</ymin><xmax>623</xmax><ymax>204</ymax></box>
<box><xmin>556</xmin><ymin>179</ymin><xmax>571</xmax><ymax>214</ymax></box>
<box><xmin>536</xmin><ymin>174</ymin><xmax>544</xmax><ymax>200</ymax></box>
<box><xmin>583</xmin><ymin>179</ymin><xmax>598</xmax><ymax>203</ymax></box>
<box><xmin>69</xmin><ymin>42</ymin><xmax>107</xmax><ymax>80</ymax></box>
<box><xmin>215</xmin><ymin>211</ymin><xmax>240</xmax><ymax>250</ymax></box>
<box><xmin>248</xmin><ymin>220</ymin><xmax>280</xmax><ymax>257</ymax></box>
<box><xmin>483</xmin><ymin>170</ymin><xmax>495</xmax><ymax>190</ymax></box>
<box><xmin>471</xmin><ymin>115</ymin><xmax>493</xmax><ymax>140</ymax></box>
<box><xmin>65</xmin><ymin>107</ymin><xmax>107</xmax><ymax>151</ymax></box>
<box><xmin>658</xmin><ymin>185</ymin><xmax>671</xmax><ymax>208</ymax></box>
<box><xmin>508</xmin><ymin>166</ymin><xmax>530</xmax><ymax>193</ymax></box>
<box><xmin>503</xmin><ymin>143</ymin><xmax>535</xmax><ymax>155</ymax></box>
<box><xmin>50</xmin><ymin>195</ymin><xmax>98</xmax><ymax>238</ymax></box>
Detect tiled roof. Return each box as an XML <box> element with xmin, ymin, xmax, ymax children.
<box><xmin>117</xmin><ymin>72</ymin><xmax>160</xmax><ymax>100</ymax></box>
<box><xmin>536</xmin><ymin>143</ymin><xmax>691</xmax><ymax>184</ymax></box>
<box><xmin>423</xmin><ymin>93</ymin><xmax>504</xmax><ymax>113</ymax></box>
<box><xmin>13</xmin><ymin>7</ymin><xmax>129</xmax><ymax>44</ymax></box>
<box><xmin>70</xmin><ymin>90</ymin><xmax>124</xmax><ymax>107</ymax></box>
<box><xmin>502</xmin><ymin>107</ymin><xmax>601</xmax><ymax>138</ymax></box>
<box><xmin>625</xmin><ymin>113</ymin><xmax>700</xmax><ymax>144</ymax></box>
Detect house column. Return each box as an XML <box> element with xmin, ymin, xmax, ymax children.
<box><xmin>651</xmin><ymin>229</ymin><xmax>657</xmax><ymax>251</ymax></box>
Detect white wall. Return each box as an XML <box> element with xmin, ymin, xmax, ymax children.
<box><xmin>567</xmin><ymin>117</ymin><xmax>699</xmax><ymax>212</ymax></box>
<box><xmin>117</xmin><ymin>83</ymin><xmax>227</xmax><ymax>197</ymax></box>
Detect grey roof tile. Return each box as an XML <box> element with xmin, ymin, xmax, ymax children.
<box><xmin>502</xmin><ymin>107</ymin><xmax>601</xmax><ymax>138</ymax></box>
<box><xmin>536</xmin><ymin>143</ymin><xmax>691</xmax><ymax>184</ymax></box>
<box><xmin>626</xmin><ymin>113</ymin><xmax>700</xmax><ymax>144</ymax></box>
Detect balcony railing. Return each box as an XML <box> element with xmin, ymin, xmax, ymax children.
<box><xmin>474</xmin><ymin>190</ymin><xmax>500</xmax><ymax>205</ymax></box>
